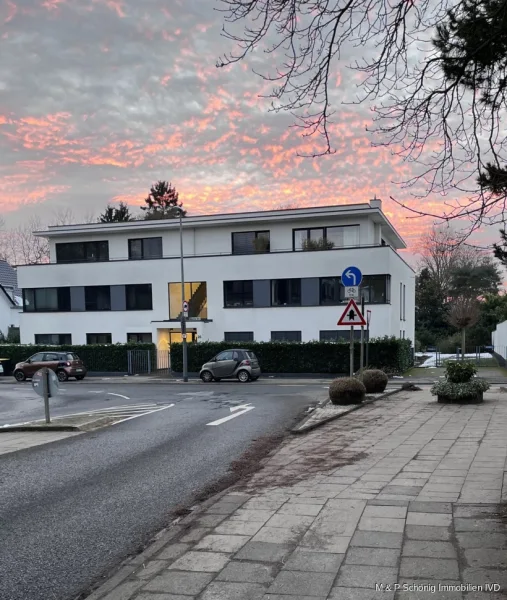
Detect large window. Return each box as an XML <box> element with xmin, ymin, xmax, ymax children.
<box><xmin>169</xmin><ymin>282</ymin><xmax>208</xmax><ymax>319</ymax></box>
<box><xmin>128</xmin><ymin>237</ymin><xmax>163</xmax><ymax>260</ymax></box>
<box><xmin>23</xmin><ymin>288</ymin><xmax>71</xmax><ymax>312</ymax></box>
<box><xmin>85</xmin><ymin>286</ymin><xmax>111</xmax><ymax>311</ymax></box>
<box><xmin>320</xmin><ymin>276</ymin><xmax>390</xmax><ymax>305</ymax></box>
<box><xmin>271</xmin><ymin>331</ymin><xmax>302</xmax><ymax>342</ymax></box>
<box><xmin>232</xmin><ymin>231</ymin><xmax>270</xmax><ymax>255</ymax></box>
<box><xmin>224</xmin><ymin>332</ymin><xmax>254</xmax><ymax>342</ymax></box>
<box><xmin>126</xmin><ymin>284</ymin><xmax>153</xmax><ymax>310</ymax></box>
<box><xmin>56</xmin><ymin>241</ymin><xmax>109</xmax><ymax>264</ymax></box>
<box><xmin>293</xmin><ymin>226</ymin><xmax>359</xmax><ymax>251</ymax></box>
<box><xmin>127</xmin><ymin>333</ymin><xmax>153</xmax><ymax>343</ymax></box>
<box><xmin>35</xmin><ymin>334</ymin><xmax>72</xmax><ymax>345</ymax></box>
<box><xmin>271</xmin><ymin>279</ymin><xmax>301</xmax><ymax>306</ymax></box>
<box><xmin>224</xmin><ymin>281</ymin><xmax>253</xmax><ymax>308</ymax></box>
<box><xmin>86</xmin><ymin>333</ymin><xmax>112</xmax><ymax>344</ymax></box>
<box><xmin>320</xmin><ymin>330</ymin><xmax>361</xmax><ymax>341</ymax></box>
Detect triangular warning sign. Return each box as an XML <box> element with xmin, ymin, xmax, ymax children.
<box><xmin>337</xmin><ymin>299</ymin><xmax>366</xmax><ymax>326</ymax></box>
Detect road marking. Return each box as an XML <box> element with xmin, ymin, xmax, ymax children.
<box><xmin>107</xmin><ymin>393</ymin><xmax>130</xmax><ymax>400</ymax></box>
<box><xmin>88</xmin><ymin>391</ymin><xmax>104</xmax><ymax>394</ymax></box>
<box><xmin>207</xmin><ymin>404</ymin><xmax>255</xmax><ymax>426</ymax></box>
<box><xmin>113</xmin><ymin>404</ymin><xmax>174</xmax><ymax>425</ymax></box>
<box><xmin>279</xmin><ymin>384</ymin><xmax>305</xmax><ymax>387</ymax></box>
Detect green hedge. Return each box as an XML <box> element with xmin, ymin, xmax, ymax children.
<box><xmin>0</xmin><ymin>343</ymin><xmax>157</xmax><ymax>373</ymax></box>
<box><xmin>170</xmin><ymin>337</ymin><xmax>413</xmax><ymax>375</ymax></box>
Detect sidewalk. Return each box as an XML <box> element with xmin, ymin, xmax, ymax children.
<box><xmin>85</xmin><ymin>388</ymin><xmax>507</xmax><ymax>600</ymax></box>
<box><xmin>0</xmin><ymin>431</ymin><xmax>81</xmax><ymax>455</ymax></box>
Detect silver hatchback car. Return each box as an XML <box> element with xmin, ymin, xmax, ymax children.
<box><xmin>200</xmin><ymin>349</ymin><xmax>261</xmax><ymax>383</ymax></box>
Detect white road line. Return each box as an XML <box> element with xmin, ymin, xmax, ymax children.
<box><xmin>88</xmin><ymin>391</ymin><xmax>104</xmax><ymax>394</ymax></box>
<box><xmin>113</xmin><ymin>404</ymin><xmax>175</xmax><ymax>425</ymax></box>
<box><xmin>207</xmin><ymin>405</ymin><xmax>255</xmax><ymax>426</ymax></box>
<box><xmin>107</xmin><ymin>393</ymin><xmax>130</xmax><ymax>400</ymax></box>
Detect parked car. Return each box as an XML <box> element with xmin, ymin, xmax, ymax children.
<box><xmin>200</xmin><ymin>349</ymin><xmax>261</xmax><ymax>383</ymax></box>
<box><xmin>13</xmin><ymin>351</ymin><xmax>87</xmax><ymax>382</ymax></box>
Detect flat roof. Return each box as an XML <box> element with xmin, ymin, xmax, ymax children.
<box><xmin>35</xmin><ymin>203</ymin><xmax>406</xmax><ymax>249</ymax></box>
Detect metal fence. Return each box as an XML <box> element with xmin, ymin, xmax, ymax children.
<box><xmin>421</xmin><ymin>346</ymin><xmax>498</xmax><ymax>368</ymax></box>
<box><xmin>155</xmin><ymin>350</ymin><xmax>171</xmax><ymax>372</ymax></box>
<box><xmin>127</xmin><ymin>349</ymin><xmax>152</xmax><ymax>375</ymax></box>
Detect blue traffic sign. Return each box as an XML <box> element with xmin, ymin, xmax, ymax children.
<box><xmin>341</xmin><ymin>266</ymin><xmax>363</xmax><ymax>287</ymax></box>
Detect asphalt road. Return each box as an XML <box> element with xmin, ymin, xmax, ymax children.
<box><xmin>0</xmin><ymin>380</ymin><xmax>324</xmax><ymax>600</ymax></box>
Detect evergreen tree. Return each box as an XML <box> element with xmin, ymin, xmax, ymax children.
<box><xmin>415</xmin><ymin>268</ymin><xmax>450</xmax><ymax>348</ymax></box>
<box><xmin>99</xmin><ymin>202</ymin><xmax>135</xmax><ymax>223</ymax></box>
<box><xmin>140</xmin><ymin>181</ymin><xmax>186</xmax><ymax>220</ymax></box>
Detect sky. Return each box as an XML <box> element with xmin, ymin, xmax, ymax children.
<box><xmin>0</xmin><ymin>0</ymin><xmax>492</xmax><ymax>253</ymax></box>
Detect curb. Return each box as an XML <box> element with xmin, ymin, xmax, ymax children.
<box><xmin>82</xmin><ymin>488</ymin><xmax>236</xmax><ymax>600</ymax></box>
<box><xmin>291</xmin><ymin>388</ymin><xmax>401</xmax><ymax>434</ymax></box>
<box><xmin>0</xmin><ymin>425</ymin><xmax>79</xmax><ymax>432</ymax></box>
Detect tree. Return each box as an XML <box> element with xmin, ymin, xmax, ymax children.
<box><xmin>467</xmin><ymin>293</ymin><xmax>507</xmax><ymax>346</ymax></box>
<box><xmin>140</xmin><ymin>181</ymin><xmax>185</xmax><ymax>220</ymax></box>
<box><xmin>493</xmin><ymin>228</ymin><xmax>507</xmax><ymax>265</ymax></box>
<box><xmin>448</xmin><ymin>296</ymin><xmax>481</xmax><ymax>358</ymax></box>
<box><xmin>415</xmin><ymin>267</ymin><xmax>450</xmax><ymax>348</ymax></box>
<box><xmin>448</xmin><ymin>258</ymin><xmax>502</xmax><ymax>299</ymax></box>
<box><xmin>218</xmin><ymin>0</ymin><xmax>507</xmax><ymax>230</ymax></box>
<box><xmin>99</xmin><ymin>202</ymin><xmax>136</xmax><ymax>223</ymax></box>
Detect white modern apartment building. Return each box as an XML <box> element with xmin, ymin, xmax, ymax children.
<box><xmin>17</xmin><ymin>200</ymin><xmax>415</xmax><ymax>354</ymax></box>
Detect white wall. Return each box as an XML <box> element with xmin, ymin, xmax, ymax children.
<box><xmin>492</xmin><ymin>321</ymin><xmax>507</xmax><ymax>359</ymax></box>
<box><xmin>19</xmin><ymin>245</ymin><xmax>415</xmax><ymax>345</ymax></box>
<box><xmin>0</xmin><ymin>296</ymin><xmax>20</xmax><ymax>338</ymax></box>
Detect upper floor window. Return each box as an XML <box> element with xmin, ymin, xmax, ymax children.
<box><xmin>23</xmin><ymin>287</ymin><xmax>71</xmax><ymax>312</ymax></box>
<box><xmin>126</xmin><ymin>284</ymin><xmax>153</xmax><ymax>310</ymax></box>
<box><xmin>128</xmin><ymin>237</ymin><xmax>163</xmax><ymax>260</ymax></box>
<box><xmin>224</xmin><ymin>280</ymin><xmax>253</xmax><ymax>307</ymax></box>
<box><xmin>127</xmin><ymin>333</ymin><xmax>153</xmax><ymax>343</ymax></box>
<box><xmin>271</xmin><ymin>279</ymin><xmax>301</xmax><ymax>306</ymax></box>
<box><xmin>56</xmin><ymin>241</ymin><xmax>109</xmax><ymax>264</ymax></box>
<box><xmin>34</xmin><ymin>333</ymin><xmax>72</xmax><ymax>345</ymax></box>
<box><xmin>86</xmin><ymin>333</ymin><xmax>112</xmax><ymax>344</ymax></box>
<box><xmin>232</xmin><ymin>231</ymin><xmax>270</xmax><ymax>255</ymax></box>
<box><xmin>293</xmin><ymin>225</ymin><xmax>359</xmax><ymax>251</ymax></box>
<box><xmin>85</xmin><ymin>286</ymin><xmax>111</xmax><ymax>311</ymax></box>
<box><xmin>271</xmin><ymin>331</ymin><xmax>302</xmax><ymax>342</ymax></box>
<box><xmin>320</xmin><ymin>275</ymin><xmax>390</xmax><ymax>305</ymax></box>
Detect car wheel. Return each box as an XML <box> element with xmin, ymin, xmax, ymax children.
<box><xmin>237</xmin><ymin>369</ymin><xmax>250</xmax><ymax>383</ymax></box>
<box><xmin>14</xmin><ymin>370</ymin><xmax>26</xmax><ymax>382</ymax></box>
<box><xmin>200</xmin><ymin>370</ymin><xmax>213</xmax><ymax>383</ymax></box>
<box><xmin>76</xmin><ymin>375</ymin><xmax>85</xmax><ymax>381</ymax></box>
<box><xmin>57</xmin><ymin>370</ymin><xmax>68</xmax><ymax>382</ymax></box>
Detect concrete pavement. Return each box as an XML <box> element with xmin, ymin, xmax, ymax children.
<box><xmin>86</xmin><ymin>387</ymin><xmax>507</xmax><ymax>600</ymax></box>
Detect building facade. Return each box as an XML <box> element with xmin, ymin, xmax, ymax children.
<box><xmin>0</xmin><ymin>260</ymin><xmax>22</xmax><ymax>339</ymax></box>
<box><xmin>17</xmin><ymin>201</ymin><xmax>415</xmax><ymax>355</ymax></box>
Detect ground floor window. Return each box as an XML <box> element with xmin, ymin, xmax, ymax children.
<box><xmin>320</xmin><ymin>330</ymin><xmax>361</xmax><ymax>341</ymax></box>
<box><xmin>224</xmin><ymin>332</ymin><xmax>254</xmax><ymax>342</ymax></box>
<box><xmin>35</xmin><ymin>334</ymin><xmax>72</xmax><ymax>345</ymax></box>
<box><xmin>86</xmin><ymin>333</ymin><xmax>112</xmax><ymax>344</ymax></box>
<box><xmin>127</xmin><ymin>333</ymin><xmax>153</xmax><ymax>343</ymax></box>
<box><xmin>271</xmin><ymin>331</ymin><xmax>302</xmax><ymax>342</ymax></box>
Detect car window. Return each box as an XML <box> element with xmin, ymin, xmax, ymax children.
<box><xmin>29</xmin><ymin>353</ymin><xmax>44</xmax><ymax>362</ymax></box>
<box><xmin>216</xmin><ymin>351</ymin><xmax>234</xmax><ymax>361</ymax></box>
<box><xmin>246</xmin><ymin>351</ymin><xmax>257</xmax><ymax>360</ymax></box>
<box><xmin>232</xmin><ymin>351</ymin><xmax>242</xmax><ymax>361</ymax></box>
<box><xmin>66</xmin><ymin>353</ymin><xmax>78</xmax><ymax>360</ymax></box>
<box><xmin>43</xmin><ymin>353</ymin><xmax>59</xmax><ymax>362</ymax></box>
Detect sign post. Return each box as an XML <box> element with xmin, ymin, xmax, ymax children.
<box><xmin>32</xmin><ymin>367</ymin><xmax>60</xmax><ymax>424</ymax></box>
<box><xmin>338</xmin><ymin>298</ymin><xmax>366</xmax><ymax>377</ymax></box>
<box><xmin>360</xmin><ymin>296</ymin><xmax>365</xmax><ymax>370</ymax></box>
<box><xmin>366</xmin><ymin>310</ymin><xmax>372</xmax><ymax>368</ymax></box>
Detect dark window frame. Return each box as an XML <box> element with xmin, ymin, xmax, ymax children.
<box><xmin>319</xmin><ymin>275</ymin><xmax>391</xmax><ymax>305</ymax></box>
<box><xmin>224</xmin><ymin>332</ymin><xmax>254</xmax><ymax>342</ymax></box>
<box><xmin>23</xmin><ymin>287</ymin><xmax>71</xmax><ymax>312</ymax></box>
<box><xmin>231</xmin><ymin>231</ymin><xmax>271</xmax><ymax>255</ymax></box>
<box><xmin>55</xmin><ymin>241</ymin><xmax>109</xmax><ymax>264</ymax></box>
<box><xmin>271</xmin><ymin>331</ymin><xmax>302</xmax><ymax>342</ymax></box>
<box><xmin>292</xmin><ymin>225</ymin><xmax>360</xmax><ymax>251</ymax></box>
<box><xmin>320</xmin><ymin>330</ymin><xmax>361</xmax><ymax>341</ymax></box>
<box><xmin>126</xmin><ymin>284</ymin><xmax>153</xmax><ymax>311</ymax></box>
<box><xmin>223</xmin><ymin>280</ymin><xmax>254</xmax><ymax>308</ymax></box>
<box><xmin>86</xmin><ymin>333</ymin><xmax>112</xmax><ymax>344</ymax></box>
<box><xmin>271</xmin><ymin>278</ymin><xmax>301</xmax><ymax>307</ymax></box>
<box><xmin>85</xmin><ymin>286</ymin><xmax>111</xmax><ymax>311</ymax></box>
<box><xmin>34</xmin><ymin>333</ymin><xmax>72</xmax><ymax>345</ymax></box>
<box><xmin>128</xmin><ymin>237</ymin><xmax>163</xmax><ymax>260</ymax></box>
<box><xmin>127</xmin><ymin>333</ymin><xmax>153</xmax><ymax>343</ymax></box>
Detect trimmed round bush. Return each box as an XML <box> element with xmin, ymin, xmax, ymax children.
<box><xmin>359</xmin><ymin>369</ymin><xmax>389</xmax><ymax>393</ymax></box>
<box><xmin>329</xmin><ymin>377</ymin><xmax>366</xmax><ymax>405</ymax></box>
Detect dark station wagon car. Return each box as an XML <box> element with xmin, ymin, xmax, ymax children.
<box><xmin>13</xmin><ymin>351</ymin><xmax>87</xmax><ymax>382</ymax></box>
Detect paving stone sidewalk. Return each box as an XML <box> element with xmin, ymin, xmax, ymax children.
<box><xmin>86</xmin><ymin>388</ymin><xmax>507</xmax><ymax>600</ymax></box>
<box><xmin>0</xmin><ymin>430</ymin><xmax>80</xmax><ymax>455</ymax></box>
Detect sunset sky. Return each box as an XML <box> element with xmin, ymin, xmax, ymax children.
<box><xmin>0</xmin><ymin>0</ymin><xmax>487</xmax><ymax>252</ymax></box>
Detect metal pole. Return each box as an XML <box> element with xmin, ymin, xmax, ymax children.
<box><xmin>43</xmin><ymin>367</ymin><xmax>50</xmax><ymax>424</ymax></box>
<box><xmin>179</xmin><ymin>211</ymin><xmax>188</xmax><ymax>383</ymax></box>
<box><xmin>350</xmin><ymin>326</ymin><xmax>354</xmax><ymax>377</ymax></box>
<box><xmin>360</xmin><ymin>296</ymin><xmax>365</xmax><ymax>371</ymax></box>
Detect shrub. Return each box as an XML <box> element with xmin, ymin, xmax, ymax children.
<box><xmin>170</xmin><ymin>337</ymin><xmax>413</xmax><ymax>374</ymax></box>
<box><xmin>359</xmin><ymin>369</ymin><xmax>388</xmax><ymax>393</ymax></box>
<box><xmin>329</xmin><ymin>377</ymin><xmax>366</xmax><ymax>405</ymax></box>
<box><xmin>302</xmin><ymin>237</ymin><xmax>335</xmax><ymax>251</ymax></box>
<box><xmin>445</xmin><ymin>361</ymin><xmax>477</xmax><ymax>383</ymax></box>
<box><xmin>431</xmin><ymin>378</ymin><xmax>489</xmax><ymax>400</ymax></box>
